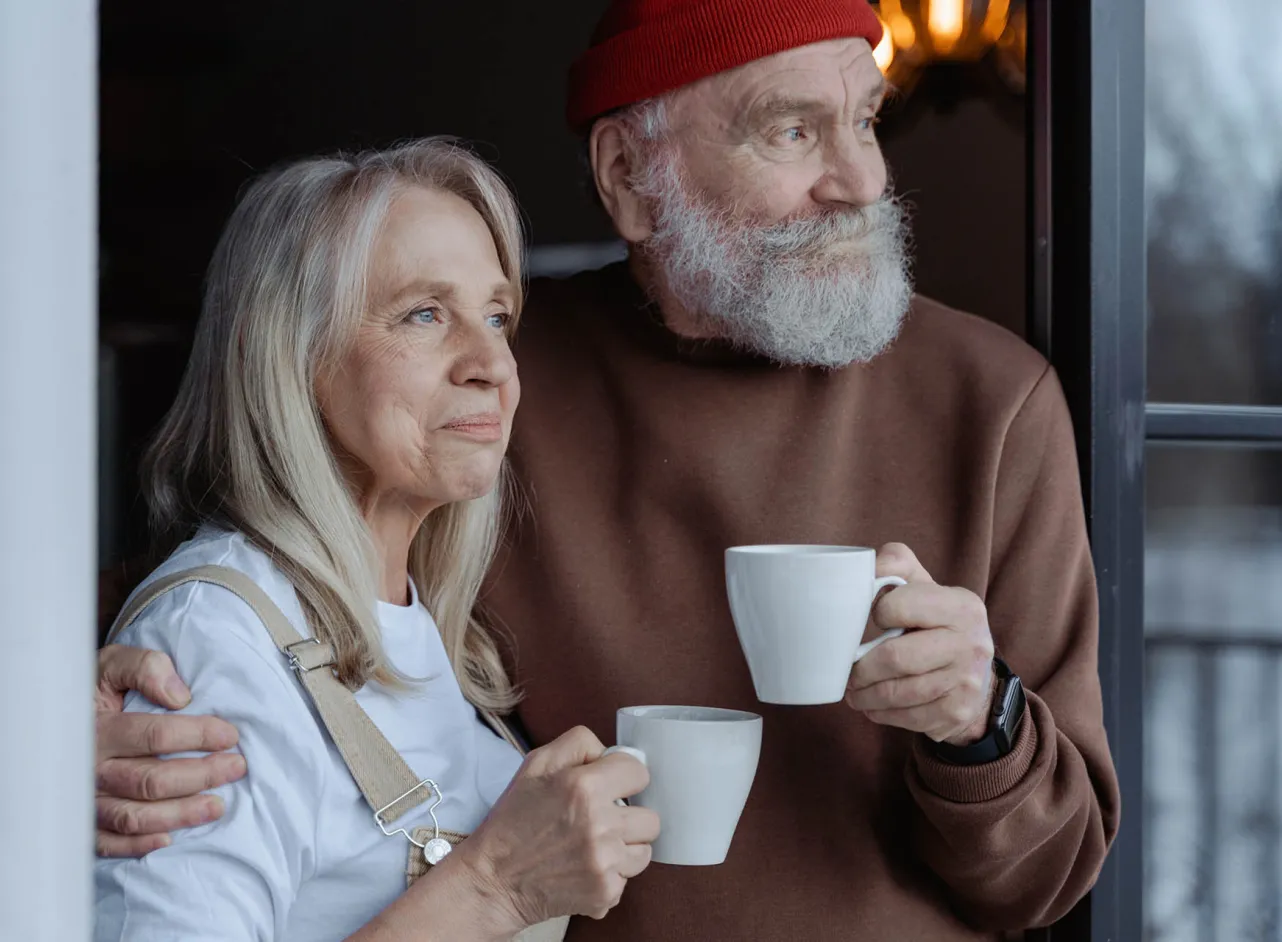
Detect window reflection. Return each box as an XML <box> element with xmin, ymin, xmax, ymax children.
<box><xmin>1146</xmin><ymin>0</ymin><xmax>1282</xmax><ymax>405</ymax></box>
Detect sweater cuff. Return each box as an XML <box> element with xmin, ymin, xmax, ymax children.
<box><xmin>911</xmin><ymin>697</ymin><xmax>1040</xmax><ymax>803</ymax></box>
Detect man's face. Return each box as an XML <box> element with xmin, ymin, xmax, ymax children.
<box><xmin>667</xmin><ymin>37</ymin><xmax>889</xmax><ymax>225</ymax></box>
<box><xmin>621</xmin><ymin>38</ymin><xmax>912</xmax><ymax>368</ymax></box>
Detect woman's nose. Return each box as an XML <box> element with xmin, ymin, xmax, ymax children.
<box><xmin>450</xmin><ymin>324</ymin><xmax>516</xmax><ymax>388</ymax></box>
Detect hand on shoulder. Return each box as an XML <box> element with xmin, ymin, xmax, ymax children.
<box><xmin>94</xmin><ymin>644</ymin><xmax>246</xmax><ymax>858</ymax></box>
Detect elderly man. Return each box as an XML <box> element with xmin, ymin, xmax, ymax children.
<box><xmin>94</xmin><ymin>0</ymin><xmax>1119</xmax><ymax>938</ymax></box>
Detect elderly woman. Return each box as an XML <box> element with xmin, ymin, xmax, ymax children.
<box><xmin>93</xmin><ymin>139</ymin><xmax>658</xmax><ymax>942</ymax></box>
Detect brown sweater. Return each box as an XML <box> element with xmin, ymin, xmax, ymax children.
<box><xmin>486</xmin><ymin>262</ymin><xmax>1120</xmax><ymax>941</ymax></box>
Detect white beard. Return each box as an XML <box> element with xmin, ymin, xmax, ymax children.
<box><xmin>633</xmin><ymin>147</ymin><xmax>915</xmax><ymax>369</ymax></box>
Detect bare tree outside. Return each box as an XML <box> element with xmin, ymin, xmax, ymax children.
<box><xmin>1144</xmin><ymin>1</ymin><xmax>1282</xmax><ymax>940</ymax></box>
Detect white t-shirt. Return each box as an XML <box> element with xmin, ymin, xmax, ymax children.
<box><xmin>94</xmin><ymin>527</ymin><xmax>525</xmax><ymax>942</ymax></box>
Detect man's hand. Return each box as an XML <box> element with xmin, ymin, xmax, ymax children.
<box><xmin>95</xmin><ymin>645</ymin><xmax>247</xmax><ymax>857</ymax></box>
<box><xmin>846</xmin><ymin>544</ymin><xmax>996</xmax><ymax>746</ymax></box>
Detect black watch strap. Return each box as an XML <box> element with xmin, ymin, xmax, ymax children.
<box><xmin>928</xmin><ymin>658</ymin><xmax>1026</xmax><ymax>765</ymax></box>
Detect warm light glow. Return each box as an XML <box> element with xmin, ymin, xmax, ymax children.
<box><xmin>873</xmin><ymin>15</ymin><xmax>896</xmax><ymax>73</ymax></box>
<box><xmin>874</xmin><ymin>0</ymin><xmax>1023</xmax><ymax>90</ymax></box>
<box><xmin>928</xmin><ymin>0</ymin><xmax>965</xmax><ymax>53</ymax></box>
<box><xmin>880</xmin><ymin>0</ymin><xmax>917</xmax><ymax>50</ymax></box>
<box><xmin>980</xmin><ymin>0</ymin><xmax>1013</xmax><ymax>43</ymax></box>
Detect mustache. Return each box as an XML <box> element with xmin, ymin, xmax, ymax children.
<box><xmin>748</xmin><ymin>197</ymin><xmax>907</xmax><ymax>258</ymax></box>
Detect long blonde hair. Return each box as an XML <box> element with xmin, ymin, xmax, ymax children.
<box><xmin>145</xmin><ymin>137</ymin><xmax>523</xmax><ymax>710</ymax></box>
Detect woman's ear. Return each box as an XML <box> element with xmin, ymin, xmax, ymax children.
<box><xmin>589</xmin><ymin>119</ymin><xmax>654</xmax><ymax>244</ymax></box>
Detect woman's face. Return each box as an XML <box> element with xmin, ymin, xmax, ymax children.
<box><xmin>317</xmin><ymin>186</ymin><xmax>520</xmax><ymax>513</ymax></box>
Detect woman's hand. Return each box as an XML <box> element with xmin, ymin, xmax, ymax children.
<box><xmin>455</xmin><ymin>725</ymin><xmax>660</xmax><ymax>929</ymax></box>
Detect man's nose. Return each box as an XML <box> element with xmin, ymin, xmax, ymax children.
<box><xmin>810</xmin><ymin>129</ymin><xmax>887</xmax><ymax>208</ymax></box>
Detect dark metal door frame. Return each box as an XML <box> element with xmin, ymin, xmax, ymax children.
<box><xmin>1026</xmin><ymin>0</ymin><xmax>1147</xmax><ymax>938</ymax></box>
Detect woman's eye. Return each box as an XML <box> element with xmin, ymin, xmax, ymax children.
<box><xmin>858</xmin><ymin>116</ymin><xmax>881</xmax><ymax>133</ymax></box>
<box><xmin>780</xmin><ymin>127</ymin><xmax>806</xmax><ymax>144</ymax></box>
<box><xmin>486</xmin><ymin>312</ymin><xmax>511</xmax><ymax>330</ymax></box>
<box><xmin>407</xmin><ymin>307</ymin><xmax>440</xmax><ymax>325</ymax></box>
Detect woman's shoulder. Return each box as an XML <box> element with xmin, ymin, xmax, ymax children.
<box><xmin>149</xmin><ymin>526</ymin><xmax>296</xmax><ymax>592</ymax></box>
<box><xmin>112</xmin><ymin>527</ymin><xmax>311</xmax><ymax>669</ymax></box>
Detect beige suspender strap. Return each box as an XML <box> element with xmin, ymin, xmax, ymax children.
<box><xmin>106</xmin><ymin>565</ymin><xmax>431</xmax><ymax>825</ymax></box>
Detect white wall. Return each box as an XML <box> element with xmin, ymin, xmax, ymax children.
<box><xmin>0</xmin><ymin>1</ymin><xmax>98</xmax><ymax>939</ymax></box>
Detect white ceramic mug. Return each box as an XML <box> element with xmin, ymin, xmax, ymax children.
<box><xmin>604</xmin><ymin>705</ymin><xmax>762</xmax><ymax>866</ymax></box>
<box><xmin>725</xmin><ymin>545</ymin><xmax>907</xmax><ymax>705</ymax></box>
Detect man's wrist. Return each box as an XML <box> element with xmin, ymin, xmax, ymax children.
<box><xmin>927</xmin><ymin>659</ymin><xmax>1026</xmax><ymax>764</ymax></box>
<box><xmin>942</xmin><ymin>662</ymin><xmax>999</xmax><ymax>747</ymax></box>
<box><xmin>909</xmin><ymin>698</ymin><xmax>1039</xmax><ymax>804</ymax></box>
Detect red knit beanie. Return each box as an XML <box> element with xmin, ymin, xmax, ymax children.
<box><xmin>566</xmin><ymin>0</ymin><xmax>884</xmax><ymax>132</ymax></box>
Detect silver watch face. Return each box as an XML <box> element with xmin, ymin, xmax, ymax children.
<box><xmin>996</xmin><ymin>675</ymin><xmax>1026</xmax><ymax>744</ymax></box>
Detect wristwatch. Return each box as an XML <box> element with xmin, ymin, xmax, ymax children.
<box><xmin>928</xmin><ymin>658</ymin><xmax>1026</xmax><ymax>765</ymax></box>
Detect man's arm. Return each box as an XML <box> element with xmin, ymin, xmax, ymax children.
<box><xmin>95</xmin><ymin>645</ymin><xmax>246</xmax><ymax>857</ymax></box>
<box><xmin>96</xmin><ymin>583</ymin><xmax>326</xmax><ymax>940</ymax></box>
<box><xmin>898</xmin><ymin>366</ymin><xmax>1120</xmax><ymax>929</ymax></box>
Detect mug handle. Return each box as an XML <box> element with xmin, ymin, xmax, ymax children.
<box><xmin>852</xmin><ymin>575</ymin><xmax>908</xmax><ymax>663</ymax></box>
<box><xmin>602</xmin><ymin>745</ymin><xmax>648</xmax><ymax>806</ymax></box>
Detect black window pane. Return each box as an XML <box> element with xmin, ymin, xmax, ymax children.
<box><xmin>1145</xmin><ymin>445</ymin><xmax>1282</xmax><ymax>941</ymax></box>
<box><xmin>1146</xmin><ymin>0</ymin><xmax>1282</xmax><ymax>405</ymax></box>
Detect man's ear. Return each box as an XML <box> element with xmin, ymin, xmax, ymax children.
<box><xmin>589</xmin><ymin>118</ymin><xmax>654</xmax><ymax>243</ymax></box>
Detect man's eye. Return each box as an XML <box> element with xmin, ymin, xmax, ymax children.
<box><xmin>407</xmin><ymin>307</ymin><xmax>439</xmax><ymax>325</ymax></box>
<box><xmin>858</xmin><ymin>116</ymin><xmax>882</xmax><ymax>132</ymax></box>
<box><xmin>780</xmin><ymin>127</ymin><xmax>806</xmax><ymax>143</ymax></box>
<box><xmin>486</xmin><ymin>312</ymin><xmax>511</xmax><ymax>330</ymax></box>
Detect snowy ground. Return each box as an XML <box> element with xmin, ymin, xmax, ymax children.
<box><xmin>1144</xmin><ymin>509</ymin><xmax>1282</xmax><ymax>941</ymax></box>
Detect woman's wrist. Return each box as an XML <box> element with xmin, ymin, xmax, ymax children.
<box><xmin>427</xmin><ymin>845</ymin><xmax>529</xmax><ymax>940</ymax></box>
<box><xmin>343</xmin><ymin>845</ymin><xmax>527</xmax><ymax>942</ymax></box>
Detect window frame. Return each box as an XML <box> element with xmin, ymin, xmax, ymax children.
<box><xmin>1027</xmin><ymin>0</ymin><xmax>1147</xmax><ymax>938</ymax></box>
<box><xmin>1029</xmin><ymin>1</ymin><xmax>1282</xmax><ymax>938</ymax></box>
